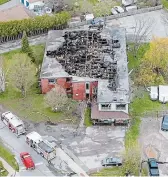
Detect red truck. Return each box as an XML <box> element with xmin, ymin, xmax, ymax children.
<box><xmin>20</xmin><ymin>152</ymin><xmax>35</xmax><ymax>170</ymax></box>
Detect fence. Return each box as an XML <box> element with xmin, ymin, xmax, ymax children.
<box><xmin>68</xmin><ymin>5</ymin><xmax>163</xmax><ymax>28</ymax></box>
<box><xmin>0</xmin><ymin>24</ymin><xmax>67</xmax><ymax>44</ymax></box>
<box><xmin>143</xmin><ymin>109</ymin><xmax>168</xmax><ymax>118</ymax></box>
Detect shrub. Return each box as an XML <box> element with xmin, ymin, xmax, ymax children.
<box><xmin>0</xmin><ymin>11</ymin><xmax>70</xmax><ymax>37</ymax></box>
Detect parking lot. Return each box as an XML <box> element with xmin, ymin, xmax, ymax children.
<box><xmin>140</xmin><ymin>117</ymin><xmax>168</xmax><ymax>175</ymax></box>
<box><xmin>32</xmin><ymin>123</ymin><xmax>126</xmax><ymax>171</ymax></box>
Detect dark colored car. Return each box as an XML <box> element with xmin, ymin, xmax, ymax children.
<box><xmin>161</xmin><ymin>115</ymin><xmax>168</xmax><ymax>131</ymax></box>
<box><xmin>101</xmin><ymin>157</ymin><xmax>122</xmax><ymax>166</ymax></box>
<box><xmin>148</xmin><ymin>158</ymin><xmax>159</xmax><ymax>176</ymax></box>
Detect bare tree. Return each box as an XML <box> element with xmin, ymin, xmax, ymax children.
<box><xmin>0</xmin><ymin>56</ymin><xmax>5</xmax><ymax>93</ymax></box>
<box><xmin>44</xmin><ymin>85</ymin><xmax>68</xmax><ymax>112</ymax></box>
<box><xmin>9</xmin><ymin>54</ymin><xmax>36</xmax><ymax>97</ymax></box>
<box><xmin>130</xmin><ymin>17</ymin><xmax>154</xmax><ymax>59</ymax></box>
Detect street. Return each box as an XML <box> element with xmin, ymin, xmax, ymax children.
<box><xmin>0</xmin><ymin>121</ymin><xmax>56</xmax><ymax>176</ymax></box>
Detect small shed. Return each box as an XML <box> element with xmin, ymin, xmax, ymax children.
<box><xmin>149</xmin><ymin>86</ymin><xmax>158</xmax><ymax>101</ymax></box>
<box><xmin>159</xmin><ymin>85</ymin><xmax>168</xmax><ymax>103</ymax></box>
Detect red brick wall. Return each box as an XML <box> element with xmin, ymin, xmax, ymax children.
<box><xmin>72</xmin><ymin>81</ymin><xmax>98</xmax><ymax>101</ymax></box>
<box><xmin>41</xmin><ymin>78</ymin><xmax>98</xmax><ymax>101</ymax></box>
<box><xmin>41</xmin><ymin>77</ymin><xmax>72</xmax><ymax>94</ymax></box>
<box><xmin>72</xmin><ymin>82</ymin><xmax>86</xmax><ymax>100</ymax></box>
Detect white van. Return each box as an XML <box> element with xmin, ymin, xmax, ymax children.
<box><xmin>148</xmin><ymin>86</ymin><xmax>158</xmax><ymax>101</ymax></box>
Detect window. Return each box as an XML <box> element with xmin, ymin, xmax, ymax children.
<box><xmin>48</xmin><ymin>79</ymin><xmax>56</xmax><ymax>84</ymax></box>
<box><xmin>116</xmin><ymin>104</ymin><xmax>126</xmax><ymax>110</ymax></box>
<box><xmin>101</xmin><ymin>104</ymin><xmax>111</xmax><ymax>110</ymax></box>
<box><xmin>86</xmin><ymin>83</ymin><xmax>90</xmax><ymax>90</ymax></box>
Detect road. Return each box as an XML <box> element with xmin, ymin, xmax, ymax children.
<box><xmin>0</xmin><ymin>0</ymin><xmax>20</xmax><ymax>11</ymax></box>
<box><xmin>0</xmin><ymin>121</ymin><xmax>56</xmax><ymax>176</ymax></box>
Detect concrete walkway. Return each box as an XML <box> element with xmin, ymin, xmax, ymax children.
<box><xmin>0</xmin><ymin>157</ymin><xmax>15</xmax><ymax>177</ymax></box>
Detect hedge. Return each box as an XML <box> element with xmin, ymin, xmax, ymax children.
<box><xmin>0</xmin><ymin>11</ymin><xmax>71</xmax><ymax>37</ymax></box>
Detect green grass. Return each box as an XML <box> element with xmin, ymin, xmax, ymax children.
<box><xmin>0</xmin><ymin>45</ymin><xmax>78</xmax><ymax>123</ymax></box>
<box><xmin>161</xmin><ymin>0</ymin><xmax>168</xmax><ymax>9</ymax></box>
<box><xmin>0</xmin><ymin>161</ymin><xmax>8</xmax><ymax>176</ymax></box>
<box><xmin>129</xmin><ymin>93</ymin><xmax>161</xmax><ymax>117</ymax></box>
<box><xmin>0</xmin><ymin>0</ymin><xmax>9</xmax><ymax>5</ymax></box>
<box><xmin>84</xmin><ymin>108</ymin><xmax>92</xmax><ymax>127</ymax></box>
<box><xmin>0</xmin><ymin>143</ymin><xmax>19</xmax><ymax>171</ymax></box>
<box><xmin>127</xmin><ymin>43</ymin><xmax>149</xmax><ymax>71</ymax></box>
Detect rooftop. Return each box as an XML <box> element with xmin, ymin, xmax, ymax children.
<box><xmin>91</xmin><ymin>103</ymin><xmax>129</xmax><ymax>120</ymax></box>
<box><xmin>97</xmin><ymin>28</ymin><xmax>129</xmax><ymax>103</ymax></box>
<box><xmin>0</xmin><ymin>5</ymin><xmax>30</xmax><ymax>22</ymax></box>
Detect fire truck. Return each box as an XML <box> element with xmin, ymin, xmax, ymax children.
<box><xmin>1</xmin><ymin>111</ymin><xmax>26</xmax><ymax>137</ymax></box>
<box><xmin>26</xmin><ymin>131</ymin><xmax>56</xmax><ymax>162</ymax></box>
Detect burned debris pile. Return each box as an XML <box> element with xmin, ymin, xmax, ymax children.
<box><xmin>46</xmin><ymin>29</ymin><xmax>121</xmax><ymax>90</ymax></box>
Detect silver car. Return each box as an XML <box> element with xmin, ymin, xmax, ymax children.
<box><xmin>101</xmin><ymin>157</ymin><xmax>122</xmax><ymax>166</ymax></box>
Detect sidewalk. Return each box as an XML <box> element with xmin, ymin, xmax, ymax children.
<box><xmin>0</xmin><ymin>157</ymin><xmax>15</xmax><ymax>177</ymax></box>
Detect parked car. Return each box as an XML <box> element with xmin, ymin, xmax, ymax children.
<box><xmin>111</xmin><ymin>8</ymin><xmax>118</xmax><ymax>15</ymax></box>
<box><xmin>148</xmin><ymin>158</ymin><xmax>159</xmax><ymax>176</ymax></box>
<box><xmin>113</xmin><ymin>6</ymin><xmax>125</xmax><ymax>13</ymax></box>
<box><xmin>126</xmin><ymin>5</ymin><xmax>137</xmax><ymax>12</ymax></box>
<box><xmin>101</xmin><ymin>157</ymin><xmax>122</xmax><ymax>166</ymax></box>
<box><xmin>20</xmin><ymin>152</ymin><xmax>35</xmax><ymax>170</ymax></box>
<box><xmin>161</xmin><ymin>115</ymin><xmax>168</xmax><ymax>131</ymax></box>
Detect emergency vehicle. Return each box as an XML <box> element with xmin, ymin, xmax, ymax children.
<box><xmin>1</xmin><ymin>111</ymin><xmax>26</xmax><ymax>137</ymax></box>
<box><xmin>26</xmin><ymin>131</ymin><xmax>56</xmax><ymax>162</ymax></box>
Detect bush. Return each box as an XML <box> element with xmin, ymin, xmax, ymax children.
<box><xmin>84</xmin><ymin>108</ymin><xmax>92</xmax><ymax>127</ymax></box>
<box><xmin>0</xmin><ymin>11</ymin><xmax>70</xmax><ymax>37</ymax></box>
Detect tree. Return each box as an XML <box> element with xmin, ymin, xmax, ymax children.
<box><xmin>130</xmin><ymin>17</ymin><xmax>154</xmax><ymax>59</ymax></box>
<box><xmin>122</xmin><ymin>143</ymin><xmax>141</xmax><ymax>175</ymax></box>
<box><xmin>137</xmin><ymin>37</ymin><xmax>168</xmax><ymax>86</ymax></box>
<box><xmin>9</xmin><ymin>54</ymin><xmax>36</xmax><ymax>97</ymax></box>
<box><xmin>0</xmin><ymin>56</ymin><xmax>5</xmax><ymax>93</ymax></box>
<box><xmin>45</xmin><ymin>85</ymin><xmax>68</xmax><ymax>112</ymax></box>
<box><xmin>21</xmin><ymin>31</ymin><xmax>34</xmax><ymax>61</ymax></box>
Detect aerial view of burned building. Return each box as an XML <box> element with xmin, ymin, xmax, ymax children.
<box><xmin>40</xmin><ymin>27</ymin><xmax>130</xmax><ymax>124</ymax></box>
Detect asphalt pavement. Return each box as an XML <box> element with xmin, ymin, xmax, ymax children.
<box><xmin>0</xmin><ymin>121</ymin><xmax>56</xmax><ymax>176</ymax></box>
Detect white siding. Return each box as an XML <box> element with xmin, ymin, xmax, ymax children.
<box><xmin>98</xmin><ymin>103</ymin><xmax>128</xmax><ymax>114</ymax></box>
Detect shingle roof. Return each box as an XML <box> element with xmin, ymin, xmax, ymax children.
<box><xmin>0</xmin><ymin>5</ymin><xmax>30</xmax><ymax>22</ymax></box>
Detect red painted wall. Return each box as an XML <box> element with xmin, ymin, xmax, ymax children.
<box><xmin>41</xmin><ymin>77</ymin><xmax>72</xmax><ymax>94</ymax></box>
<box><xmin>41</xmin><ymin>78</ymin><xmax>98</xmax><ymax>101</ymax></box>
<box><xmin>72</xmin><ymin>81</ymin><xmax>98</xmax><ymax>101</ymax></box>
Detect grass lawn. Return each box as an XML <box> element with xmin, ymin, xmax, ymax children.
<box><xmin>84</xmin><ymin>108</ymin><xmax>92</xmax><ymax>127</ymax></box>
<box><xmin>127</xmin><ymin>43</ymin><xmax>149</xmax><ymax>71</ymax></box>
<box><xmin>161</xmin><ymin>0</ymin><xmax>168</xmax><ymax>9</ymax></box>
<box><xmin>0</xmin><ymin>161</ymin><xmax>8</xmax><ymax>176</ymax></box>
<box><xmin>0</xmin><ymin>0</ymin><xmax>9</xmax><ymax>5</ymax></box>
<box><xmin>0</xmin><ymin>45</ymin><xmax>78</xmax><ymax>123</ymax></box>
<box><xmin>0</xmin><ymin>143</ymin><xmax>19</xmax><ymax>171</ymax></box>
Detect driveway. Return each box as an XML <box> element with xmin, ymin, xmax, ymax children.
<box><xmin>140</xmin><ymin>117</ymin><xmax>168</xmax><ymax>175</ymax></box>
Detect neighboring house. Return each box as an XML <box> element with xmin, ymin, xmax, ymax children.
<box><xmin>40</xmin><ymin>27</ymin><xmax>130</xmax><ymax>125</ymax></box>
<box><xmin>0</xmin><ymin>5</ymin><xmax>30</xmax><ymax>22</ymax></box>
